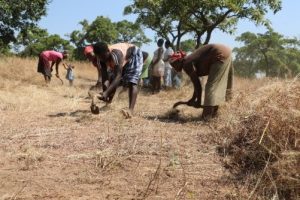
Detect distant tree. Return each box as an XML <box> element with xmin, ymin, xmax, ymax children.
<box><xmin>69</xmin><ymin>16</ymin><xmax>151</xmax><ymax>60</ymax></box>
<box><xmin>115</xmin><ymin>20</ymin><xmax>151</xmax><ymax>47</ymax></box>
<box><xmin>180</xmin><ymin>39</ymin><xmax>196</xmax><ymax>52</ymax></box>
<box><xmin>234</xmin><ymin>30</ymin><xmax>300</xmax><ymax>77</ymax></box>
<box><xmin>85</xmin><ymin>16</ymin><xmax>118</xmax><ymax>44</ymax></box>
<box><xmin>16</xmin><ymin>26</ymin><xmax>73</xmax><ymax>57</ymax></box>
<box><xmin>124</xmin><ymin>0</ymin><xmax>282</xmax><ymax>50</ymax></box>
<box><xmin>0</xmin><ymin>0</ymin><xmax>49</xmax><ymax>53</ymax></box>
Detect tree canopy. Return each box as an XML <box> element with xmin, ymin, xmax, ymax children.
<box><xmin>0</xmin><ymin>0</ymin><xmax>49</xmax><ymax>53</ymax></box>
<box><xmin>124</xmin><ymin>0</ymin><xmax>282</xmax><ymax>50</ymax></box>
<box><xmin>15</xmin><ymin>26</ymin><xmax>73</xmax><ymax>57</ymax></box>
<box><xmin>69</xmin><ymin>16</ymin><xmax>151</xmax><ymax>60</ymax></box>
<box><xmin>234</xmin><ymin>29</ymin><xmax>300</xmax><ymax>77</ymax></box>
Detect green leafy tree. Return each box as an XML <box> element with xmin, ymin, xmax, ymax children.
<box><xmin>16</xmin><ymin>26</ymin><xmax>73</xmax><ymax>57</ymax></box>
<box><xmin>69</xmin><ymin>16</ymin><xmax>151</xmax><ymax>60</ymax></box>
<box><xmin>0</xmin><ymin>0</ymin><xmax>49</xmax><ymax>53</ymax></box>
<box><xmin>124</xmin><ymin>0</ymin><xmax>282</xmax><ymax>50</ymax></box>
<box><xmin>180</xmin><ymin>39</ymin><xmax>196</xmax><ymax>52</ymax></box>
<box><xmin>115</xmin><ymin>20</ymin><xmax>151</xmax><ymax>47</ymax></box>
<box><xmin>85</xmin><ymin>16</ymin><xmax>118</xmax><ymax>44</ymax></box>
<box><xmin>69</xmin><ymin>20</ymin><xmax>90</xmax><ymax>60</ymax></box>
<box><xmin>234</xmin><ymin>30</ymin><xmax>300</xmax><ymax>77</ymax></box>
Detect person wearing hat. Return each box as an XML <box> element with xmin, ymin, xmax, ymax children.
<box><xmin>37</xmin><ymin>50</ymin><xmax>68</xmax><ymax>84</ymax></box>
<box><xmin>170</xmin><ymin>44</ymin><xmax>233</xmax><ymax>120</ymax></box>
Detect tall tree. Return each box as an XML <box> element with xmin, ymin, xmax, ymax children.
<box><xmin>124</xmin><ymin>0</ymin><xmax>282</xmax><ymax>50</ymax></box>
<box><xmin>0</xmin><ymin>0</ymin><xmax>49</xmax><ymax>53</ymax></box>
<box><xmin>234</xmin><ymin>30</ymin><xmax>300</xmax><ymax>77</ymax></box>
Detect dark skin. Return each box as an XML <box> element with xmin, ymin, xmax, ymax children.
<box><xmin>171</xmin><ymin>59</ymin><xmax>203</xmax><ymax>109</ymax></box>
<box><xmin>44</xmin><ymin>58</ymin><xmax>62</xmax><ymax>84</ymax></box>
<box><xmin>98</xmin><ymin>52</ymin><xmax>138</xmax><ymax>114</ymax></box>
<box><xmin>86</xmin><ymin>53</ymin><xmax>102</xmax><ymax>88</ymax></box>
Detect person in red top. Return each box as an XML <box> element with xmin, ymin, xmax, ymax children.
<box><xmin>170</xmin><ymin>44</ymin><xmax>234</xmax><ymax>120</ymax></box>
<box><xmin>37</xmin><ymin>50</ymin><xmax>68</xmax><ymax>84</ymax></box>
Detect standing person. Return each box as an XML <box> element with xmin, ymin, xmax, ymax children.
<box><xmin>163</xmin><ymin>40</ymin><xmax>174</xmax><ymax>89</ymax></box>
<box><xmin>63</xmin><ymin>63</ymin><xmax>75</xmax><ymax>86</ymax></box>
<box><xmin>149</xmin><ymin>38</ymin><xmax>164</xmax><ymax>94</ymax></box>
<box><xmin>170</xmin><ymin>44</ymin><xmax>234</xmax><ymax>120</ymax></box>
<box><xmin>37</xmin><ymin>50</ymin><xmax>68</xmax><ymax>84</ymax></box>
<box><xmin>93</xmin><ymin>42</ymin><xmax>145</xmax><ymax>118</ymax></box>
<box><xmin>139</xmin><ymin>52</ymin><xmax>150</xmax><ymax>87</ymax></box>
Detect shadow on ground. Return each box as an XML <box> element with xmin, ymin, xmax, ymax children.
<box><xmin>144</xmin><ymin>109</ymin><xmax>203</xmax><ymax>124</ymax></box>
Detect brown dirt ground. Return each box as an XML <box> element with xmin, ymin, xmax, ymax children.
<box><xmin>0</xmin><ymin>57</ymin><xmax>247</xmax><ymax>200</ymax></box>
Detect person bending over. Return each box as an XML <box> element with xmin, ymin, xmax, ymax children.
<box><xmin>170</xmin><ymin>44</ymin><xmax>233</xmax><ymax>120</ymax></box>
<box><xmin>37</xmin><ymin>50</ymin><xmax>68</xmax><ymax>84</ymax></box>
<box><xmin>93</xmin><ymin>42</ymin><xmax>147</xmax><ymax>118</ymax></box>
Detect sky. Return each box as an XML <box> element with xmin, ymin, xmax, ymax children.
<box><xmin>39</xmin><ymin>0</ymin><xmax>300</xmax><ymax>54</ymax></box>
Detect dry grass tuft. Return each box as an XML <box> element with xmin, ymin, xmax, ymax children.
<box><xmin>215</xmin><ymin>77</ymin><xmax>300</xmax><ymax>199</ymax></box>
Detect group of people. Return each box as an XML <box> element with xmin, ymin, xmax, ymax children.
<box><xmin>37</xmin><ymin>41</ymin><xmax>233</xmax><ymax>120</ymax></box>
<box><xmin>143</xmin><ymin>39</ymin><xmax>182</xmax><ymax>93</ymax></box>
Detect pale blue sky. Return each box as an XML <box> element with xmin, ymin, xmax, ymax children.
<box><xmin>39</xmin><ymin>0</ymin><xmax>300</xmax><ymax>54</ymax></box>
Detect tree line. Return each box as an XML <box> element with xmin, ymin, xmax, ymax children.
<box><xmin>1</xmin><ymin>0</ymin><xmax>299</xmax><ymax>77</ymax></box>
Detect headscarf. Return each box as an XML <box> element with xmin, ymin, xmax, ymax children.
<box><xmin>170</xmin><ymin>50</ymin><xmax>186</xmax><ymax>62</ymax></box>
<box><xmin>84</xmin><ymin>45</ymin><xmax>94</xmax><ymax>56</ymax></box>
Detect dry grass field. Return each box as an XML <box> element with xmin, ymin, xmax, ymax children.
<box><xmin>0</xmin><ymin>57</ymin><xmax>299</xmax><ymax>200</ymax></box>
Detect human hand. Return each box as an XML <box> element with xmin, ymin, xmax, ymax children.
<box><xmin>98</xmin><ymin>92</ymin><xmax>109</xmax><ymax>102</ymax></box>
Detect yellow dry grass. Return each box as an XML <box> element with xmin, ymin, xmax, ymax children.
<box><xmin>0</xmin><ymin>56</ymin><xmax>298</xmax><ymax>199</ymax></box>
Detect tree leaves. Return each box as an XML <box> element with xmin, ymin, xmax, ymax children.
<box><xmin>234</xmin><ymin>29</ymin><xmax>300</xmax><ymax>77</ymax></box>
<box><xmin>0</xmin><ymin>0</ymin><xmax>49</xmax><ymax>50</ymax></box>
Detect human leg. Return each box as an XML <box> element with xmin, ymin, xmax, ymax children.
<box><xmin>128</xmin><ymin>82</ymin><xmax>138</xmax><ymax>113</ymax></box>
<box><xmin>201</xmin><ymin>106</ymin><xmax>219</xmax><ymax>121</ymax></box>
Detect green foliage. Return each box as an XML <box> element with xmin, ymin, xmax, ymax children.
<box><xmin>115</xmin><ymin>20</ymin><xmax>151</xmax><ymax>47</ymax></box>
<box><xmin>124</xmin><ymin>0</ymin><xmax>282</xmax><ymax>50</ymax></box>
<box><xmin>86</xmin><ymin>16</ymin><xmax>118</xmax><ymax>44</ymax></box>
<box><xmin>180</xmin><ymin>39</ymin><xmax>196</xmax><ymax>52</ymax></box>
<box><xmin>234</xmin><ymin>30</ymin><xmax>300</xmax><ymax>77</ymax></box>
<box><xmin>16</xmin><ymin>26</ymin><xmax>73</xmax><ymax>57</ymax></box>
<box><xmin>0</xmin><ymin>0</ymin><xmax>49</xmax><ymax>52</ymax></box>
<box><xmin>69</xmin><ymin>16</ymin><xmax>151</xmax><ymax>60</ymax></box>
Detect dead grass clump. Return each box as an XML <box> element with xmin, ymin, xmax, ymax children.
<box><xmin>217</xmin><ymin>78</ymin><xmax>300</xmax><ymax>199</ymax></box>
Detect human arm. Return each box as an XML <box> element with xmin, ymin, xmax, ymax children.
<box><xmin>50</xmin><ymin>61</ymin><xmax>55</xmax><ymax>72</ymax></box>
<box><xmin>55</xmin><ymin>59</ymin><xmax>62</xmax><ymax>77</ymax></box>
<box><xmin>183</xmin><ymin>63</ymin><xmax>202</xmax><ymax>108</ymax></box>
<box><xmin>95</xmin><ymin>61</ymin><xmax>103</xmax><ymax>88</ymax></box>
<box><xmin>100</xmin><ymin>64</ymin><xmax>122</xmax><ymax>101</ymax></box>
<box><xmin>62</xmin><ymin>63</ymin><xmax>68</xmax><ymax>70</ymax></box>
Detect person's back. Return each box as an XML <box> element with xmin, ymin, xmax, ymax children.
<box><xmin>109</xmin><ymin>43</ymin><xmax>135</xmax><ymax>66</ymax></box>
<box><xmin>184</xmin><ymin>44</ymin><xmax>231</xmax><ymax>69</ymax></box>
<box><xmin>41</xmin><ymin>50</ymin><xmax>63</xmax><ymax>62</ymax></box>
